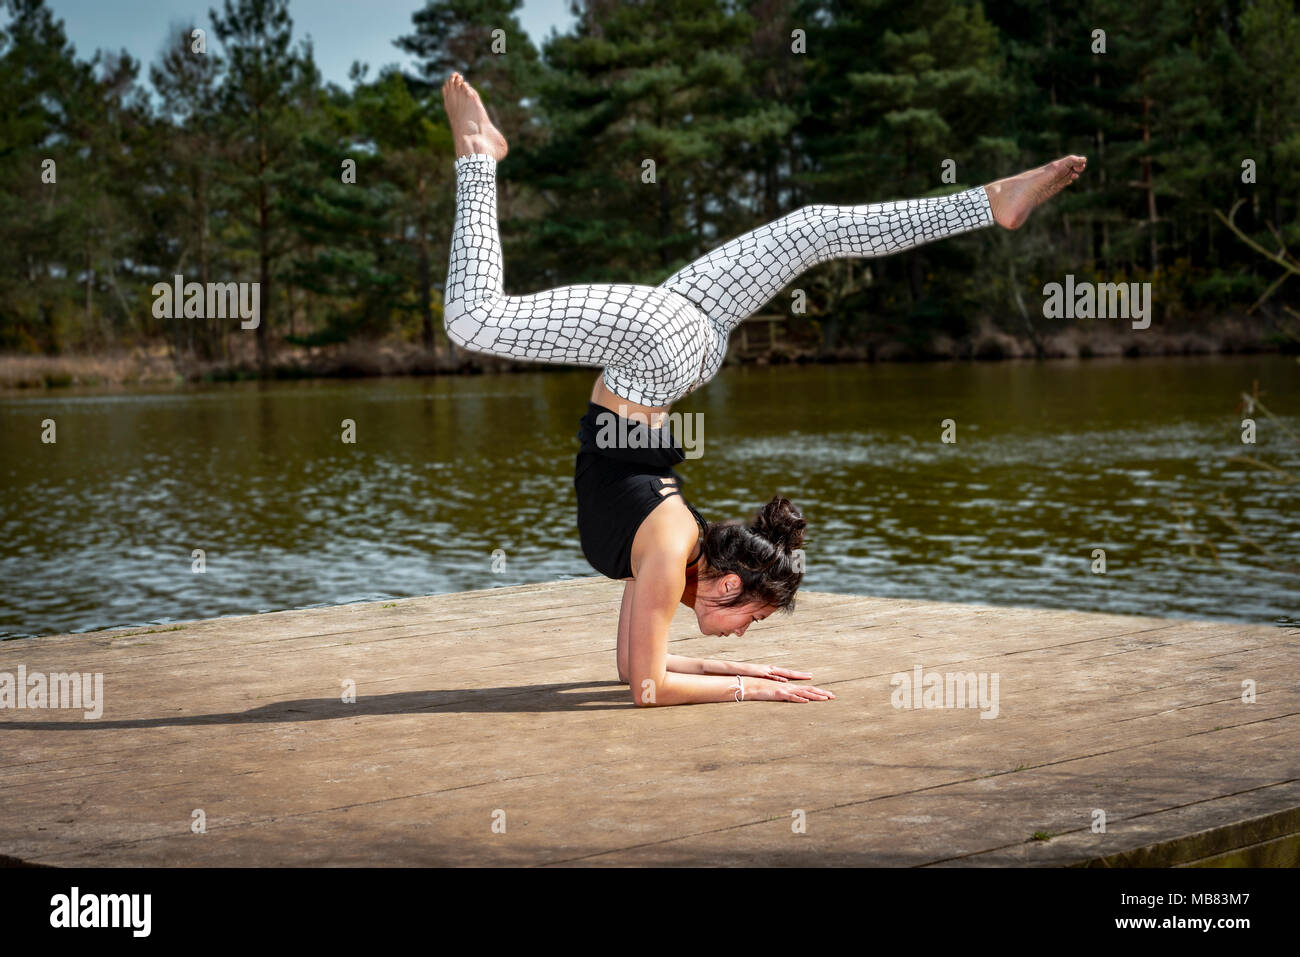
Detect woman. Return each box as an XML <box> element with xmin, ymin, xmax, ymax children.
<box><xmin>441</xmin><ymin>73</ymin><xmax>1085</xmax><ymax>707</ymax></box>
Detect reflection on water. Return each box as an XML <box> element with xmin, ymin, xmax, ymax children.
<box><xmin>1</xmin><ymin>354</ymin><xmax>1296</xmax><ymax>638</ymax></box>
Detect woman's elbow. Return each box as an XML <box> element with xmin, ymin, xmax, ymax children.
<box><xmin>627</xmin><ymin>672</ymin><xmax>666</xmax><ymax>707</ymax></box>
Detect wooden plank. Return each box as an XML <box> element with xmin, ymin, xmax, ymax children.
<box><xmin>1</xmin><ymin>579</ymin><xmax>1295</xmax><ymax>866</ymax></box>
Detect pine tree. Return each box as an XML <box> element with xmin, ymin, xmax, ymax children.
<box><xmin>149</xmin><ymin>21</ymin><xmax>226</xmax><ymax>359</ymax></box>
<box><xmin>0</xmin><ymin>0</ymin><xmax>96</xmax><ymax>351</ymax></box>
<box><xmin>209</xmin><ymin>0</ymin><xmax>319</xmax><ymax>373</ymax></box>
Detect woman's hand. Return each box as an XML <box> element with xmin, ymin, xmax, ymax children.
<box><xmin>727</xmin><ymin>661</ymin><xmax>813</xmax><ymax>682</ymax></box>
<box><xmin>743</xmin><ymin>676</ymin><xmax>836</xmax><ymax>702</ymax></box>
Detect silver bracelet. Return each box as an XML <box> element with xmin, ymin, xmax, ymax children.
<box><xmin>733</xmin><ymin>675</ymin><xmax>745</xmax><ymax>702</ymax></box>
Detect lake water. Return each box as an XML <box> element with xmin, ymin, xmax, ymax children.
<box><xmin>2</xmin><ymin>354</ymin><xmax>1296</xmax><ymax>639</ymax></box>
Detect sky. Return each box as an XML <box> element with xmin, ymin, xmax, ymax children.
<box><xmin>16</xmin><ymin>0</ymin><xmax>579</xmax><ymax>86</ymax></box>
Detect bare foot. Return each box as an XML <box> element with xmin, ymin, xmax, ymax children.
<box><xmin>984</xmin><ymin>155</ymin><xmax>1086</xmax><ymax>230</ymax></box>
<box><xmin>441</xmin><ymin>72</ymin><xmax>508</xmax><ymax>162</ymax></box>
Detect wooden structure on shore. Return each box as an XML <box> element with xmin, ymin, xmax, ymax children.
<box><xmin>734</xmin><ymin>313</ymin><xmax>791</xmax><ymax>359</ymax></box>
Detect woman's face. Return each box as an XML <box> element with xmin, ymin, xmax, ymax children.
<box><xmin>692</xmin><ymin>573</ymin><xmax>777</xmax><ymax>637</ymax></box>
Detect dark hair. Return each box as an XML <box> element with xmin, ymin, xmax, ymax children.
<box><xmin>697</xmin><ymin>495</ymin><xmax>806</xmax><ymax>612</ymax></box>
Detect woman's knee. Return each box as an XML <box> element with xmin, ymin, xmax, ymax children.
<box><xmin>442</xmin><ymin>297</ymin><xmax>483</xmax><ymax>350</ymax></box>
<box><xmin>801</xmin><ymin>203</ymin><xmax>836</xmax><ymax>219</ymax></box>
<box><xmin>792</xmin><ymin>205</ymin><xmax>838</xmax><ymax>262</ymax></box>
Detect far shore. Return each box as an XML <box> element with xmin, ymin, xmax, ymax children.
<box><xmin>2</xmin><ymin>315</ymin><xmax>1293</xmax><ymax>391</ymax></box>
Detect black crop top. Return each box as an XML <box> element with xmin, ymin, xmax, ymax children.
<box><xmin>574</xmin><ymin>402</ymin><xmax>708</xmax><ymax>580</ymax></box>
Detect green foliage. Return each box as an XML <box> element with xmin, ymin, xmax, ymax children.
<box><xmin>0</xmin><ymin>0</ymin><xmax>1295</xmax><ymax>362</ymax></box>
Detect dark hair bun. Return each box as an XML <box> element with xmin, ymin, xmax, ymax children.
<box><xmin>750</xmin><ymin>495</ymin><xmax>805</xmax><ymax>553</ymax></box>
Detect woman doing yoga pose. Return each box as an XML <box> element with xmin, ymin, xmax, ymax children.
<box><xmin>441</xmin><ymin>73</ymin><xmax>1085</xmax><ymax>707</ymax></box>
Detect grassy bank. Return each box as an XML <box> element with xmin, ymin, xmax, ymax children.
<box><xmin>1</xmin><ymin>315</ymin><xmax>1294</xmax><ymax>391</ymax></box>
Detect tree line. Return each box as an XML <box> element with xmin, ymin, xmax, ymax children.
<box><xmin>1</xmin><ymin>0</ymin><xmax>1296</xmax><ymax>373</ymax></box>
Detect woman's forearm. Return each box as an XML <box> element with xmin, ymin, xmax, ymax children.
<box><xmin>645</xmin><ymin>671</ymin><xmax>749</xmax><ymax>706</ymax></box>
<box><xmin>665</xmin><ymin>653</ymin><xmax>728</xmax><ymax>675</ymax></box>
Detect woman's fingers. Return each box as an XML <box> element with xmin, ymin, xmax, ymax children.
<box><xmin>774</xmin><ymin>668</ymin><xmax>812</xmax><ymax>680</ymax></box>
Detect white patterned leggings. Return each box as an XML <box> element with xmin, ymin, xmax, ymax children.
<box><xmin>444</xmin><ymin>153</ymin><xmax>994</xmax><ymax>407</ymax></box>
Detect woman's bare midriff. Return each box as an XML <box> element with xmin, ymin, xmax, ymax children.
<box><xmin>590</xmin><ymin>374</ymin><xmax>672</xmax><ymax>427</ymax></box>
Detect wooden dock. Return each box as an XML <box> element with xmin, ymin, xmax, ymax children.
<box><xmin>2</xmin><ymin>579</ymin><xmax>1297</xmax><ymax>867</ymax></box>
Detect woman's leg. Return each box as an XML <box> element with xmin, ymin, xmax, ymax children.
<box><xmin>657</xmin><ymin>154</ymin><xmax>1088</xmax><ymax>341</ymax></box>
<box><xmin>656</xmin><ymin>188</ymin><xmax>993</xmax><ymax>335</ymax></box>
<box><xmin>444</xmin><ymin>153</ymin><xmax>711</xmax><ymax>407</ymax></box>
